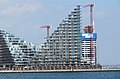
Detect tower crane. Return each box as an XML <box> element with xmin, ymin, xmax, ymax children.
<box><xmin>83</xmin><ymin>4</ymin><xmax>95</xmax><ymax>65</ymax></box>
<box><xmin>83</xmin><ymin>4</ymin><xmax>95</xmax><ymax>27</ymax></box>
<box><xmin>40</xmin><ymin>25</ymin><xmax>50</xmax><ymax>38</ymax></box>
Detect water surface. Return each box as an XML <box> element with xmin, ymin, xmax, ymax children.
<box><xmin>0</xmin><ymin>71</ymin><xmax>120</xmax><ymax>79</ymax></box>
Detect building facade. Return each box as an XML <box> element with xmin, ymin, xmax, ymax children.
<box><xmin>81</xmin><ymin>33</ymin><xmax>97</xmax><ymax>66</ymax></box>
<box><xmin>0</xmin><ymin>30</ymin><xmax>40</xmax><ymax>69</ymax></box>
<box><xmin>39</xmin><ymin>5</ymin><xmax>82</xmax><ymax>69</ymax></box>
<box><xmin>0</xmin><ymin>30</ymin><xmax>14</xmax><ymax>69</ymax></box>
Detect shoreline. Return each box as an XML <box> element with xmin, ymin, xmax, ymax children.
<box><xmin>0</xmin><ymin>69</ymin><xmax>120</xmax><ymax>73</ymax></box>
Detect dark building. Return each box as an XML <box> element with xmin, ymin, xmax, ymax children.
<box><xmin>0</xmin><ymin>30</ymin><xmax>14</xmax><ymax>69</ymax></box>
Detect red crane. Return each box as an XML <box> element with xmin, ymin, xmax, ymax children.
<box><xmin>83</xmin><ymin>4</ymin><xmax>95</xmax><ymax>65</ymax></box>
<box><xmin>83</xmin><ymin>4</ymin><xmax>95</xmax><ymax>27</ymax></box>
<box><xmin>40</xmin><ymin>25</ymin><xmax>50</xmax><ymax>38</ymax></box>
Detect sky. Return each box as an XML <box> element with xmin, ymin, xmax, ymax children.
<box><xmin>0</xmin><ymin>0</ymin><xmax>120</xmax><ymax>65</ymax></box>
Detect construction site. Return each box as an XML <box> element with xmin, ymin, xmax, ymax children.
<box><xmin>0</xmin><ymin>4</ymin><xmax>101</xmax><ymax>70</ymax></box>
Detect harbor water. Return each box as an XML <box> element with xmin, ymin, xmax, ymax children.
<box><xmin>0</xmin><ymin>71</ymin><xmax>120</xmax><ymax>79</ymax></box>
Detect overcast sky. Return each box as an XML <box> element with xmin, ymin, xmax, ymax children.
<box><xmin>0</xmin><ymin>0</ymin><xmax>120</xmax><ymax>65</ymax></box>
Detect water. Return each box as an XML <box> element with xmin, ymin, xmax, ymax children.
<box><xmin>0</xmin><ymin>71</ymin><xmax>120</xmax><ymax>79</ymax></box>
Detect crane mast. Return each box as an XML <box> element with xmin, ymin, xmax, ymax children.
<box><xmin>83</xmin><ymin>4</ymin><xmax>95</xmax><ymax>27</ymax></box>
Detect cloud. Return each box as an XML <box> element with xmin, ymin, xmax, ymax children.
<box><xmin>0</xmin><ymin>0</ymin><xmax>9</xmax><ymax>3</ymax></box>
<box><xmin>0</xmin><ymin>1</ymin><xmax>42</xmax><ymax>15</ymax></box>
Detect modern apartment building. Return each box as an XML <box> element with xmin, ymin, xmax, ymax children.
<box><xmin>0</xmin><ymin>5</ymin><xmax>97</xmax><ymax>70</ymax></box>
<box><xmin>39</xmin><ymin>5</ymin><xmax>82</xmax><ymax>69</ymax></box>
<box><xmin>81</xmin><ymin>33</ymin><xmax>97</xmax><ymax>65</ymax></box>
<box><xmin>0</xmin><ymin>30</ymin><xmax>40</xmax><ymax>69</ymax></box>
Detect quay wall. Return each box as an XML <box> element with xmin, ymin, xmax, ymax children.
<box><xmin>0</xmin><ymin>69</ymin><xmax>120</xmax><ymax>73</ymax></box>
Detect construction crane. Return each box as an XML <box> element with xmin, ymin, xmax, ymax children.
<box><xmin>83</xmin><ymin>4</ymin><xmax>95</xmax><ymax>65</ymax></box>
<box><xmin>83</xmin><ymin>4</ymin><xmax>95</xmax><ymax>27</ymax></box>
<box><xmin>40</xmin><ymin>25</ymin><xmax>50</xmax><ymax>38</ymax></box>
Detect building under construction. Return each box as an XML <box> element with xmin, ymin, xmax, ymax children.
<box><xmin>81</xmin><ymin>4</ymin><xmax>97</xmax><ymax>66</ymax></box>
<box><xmin>0</xmin><ymin>4</ymin><xmax>98</xmax><ymax>70</ymax></box>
